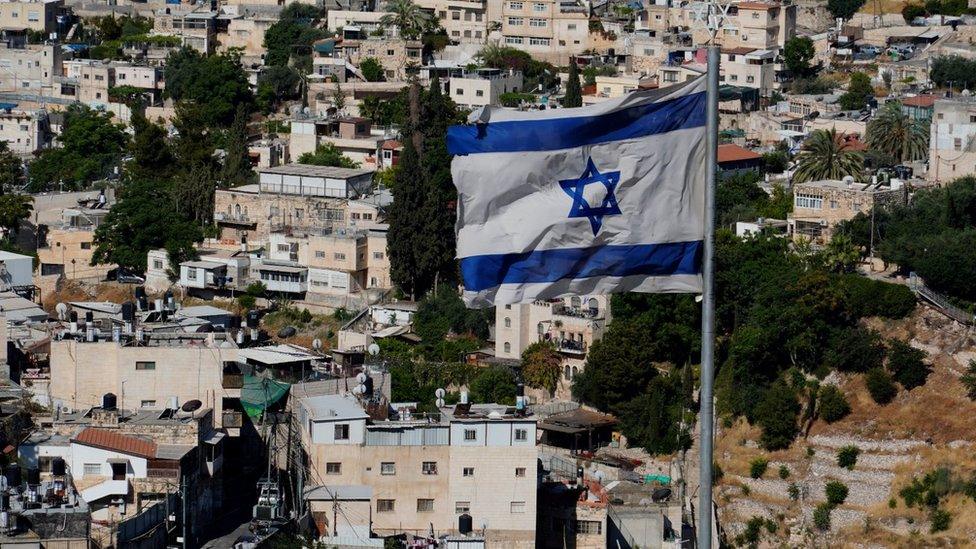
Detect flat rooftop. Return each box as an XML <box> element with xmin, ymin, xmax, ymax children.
<box><xmin>302</xmin><ymin>394</ymin><xmax>369</xmax><ymax>421</ymax></box>
<box><xmin>260</xmin><ymin>163</ymin><xmax>374</xmax><ymax>179</ymax></box>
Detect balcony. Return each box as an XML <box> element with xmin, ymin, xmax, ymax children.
<box><xmin>146</xmin><ymin>467</ymin><xmax>180</xmax><ymax>480</ymax></box>
<box><xmin>556</xmin><ymin>338</ymin><xmax>587</xmax><ymax>355</ymax></box>
<box><xmin>552</xmin><ymin>304</ymin><xmax>601</xmax><ymax>319</ymax></box>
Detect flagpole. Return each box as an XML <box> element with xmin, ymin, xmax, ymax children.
<box><xmin>697</xmin><ymin>43</ymin><xmax>720</xmax><ymax>549</ymax></box>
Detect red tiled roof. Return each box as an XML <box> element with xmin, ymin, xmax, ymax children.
<box><xmin>901</xmin><ymin>95</ymin><xmax>937</xmax><ymax>108</ymax></box>
<box><xmin>72</xmin><ymin>427</ymin><xmax>157</xmax><ymax>459</ymax></box>
<box><xmin>381</xmin><ymin>139</ymin><xmax>402</xmax><ymax>150</ymax></box>
<box><xmin>717</xmin><ymin>143</ymin><xmax>762</xmax><ymax>163</ymax></box>
<box><xmin>724</xmin><ymin>46</ymin><xmax>757</xmax><ymax>55</ymax></box>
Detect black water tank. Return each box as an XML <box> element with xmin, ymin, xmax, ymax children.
<box><xmin>69</xmin><ymin>311</ymin><xmax>77</xmax><ymax>323</ymax></box>
<box><xmin>277</xmin><ymin>326</ymin><xmax>296</xmax><ymax>338</ymax></box>
<box><xmin>84</xmin><ymin>311</ymin><xmax>93</xmax><ymax>324</ymax></box>
<box><xmin>102</xmin><ymin>393</ymin><xmax>117</xmax><ymax>410</ymax></box>
<box><xmin>52</xmin><ymin>458</ymin><xmax>66</xmax><ymax>476</ymax></box>
<box><xmin>246</xmin><ymin>310</ymin><xmax>260</xmax><ymax>328</ymax></box>
<box><xmin>458</xmin><ymin>513</ymin><xmax>473</xmax><ymax>535</ymax></box>
<box><xmin>652</xmin><ymin>488</ymin><xmax>672</xmax><ymax>502</ymax></box>
<box><xmin>4</xmin><ymin>464</ymin><xmax>20</xmax><ymax>488</ymax></box>
<box><xmin>0</xmin><ymin>492</ymin><xmax>8</xmax><ymax>511</ymax></box>
<box><xmin>26</xmin><ymin>467</ymin><xmax>39</xmax><ymax>486</ymax></box>
<box><xmin>364</xmin><ymin>375</ymin><xmax>374</xmax><ymax>396</ymax></box>
<box><xmin>137</xmin><ymin>296</ymin><xmax>149</xmax><ymax>311</ymax></box>
<box><xmin>121</xmin><ymin>302</ymin><xmax>136</xmax><ymax>322</ymax></box>
<box><xmin>516</xmin><ymin>383</ymin><xmax>524</xmax><ymax>397</ymax></box>
<box><xmin>230</xmin><ymin>315</ymin><xmax>242</xmax><ymax>329</ymax></box>
<box><xmin>134</xmin><ymin>286</ymin><xmax>146</xmax><ymax>299</ymax></box>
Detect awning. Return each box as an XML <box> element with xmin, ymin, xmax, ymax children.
<box><xmin>240</xmin><ymin>376</ymin><xmax>290</xmax><ymax>419</ymax></box>
<box><xmin>107</xmin><ymin>457</ymin><xmax>129</xmax><ymax>464</ymax></box>
<box><xmin>205</xmin><ymin>432</ymin><xmax>226</xmax><ymax>445</ymax></box>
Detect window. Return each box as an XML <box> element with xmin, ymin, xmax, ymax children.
<box><xmin>422</xmin><ymin>461</ymin><xmax>438</xmax><ymax>475</ymax></box>
<box><xmin>417</xmin><ymin>498</ymin><xmax>434</xmax><ymax>512</ymax></box>
<box><xmin>377</xmin><ymin>499</ymin><xmax>395</xmax><ymax>512</ymax></box>
<box><xmin>504</xmin><ymin>342</ymin><xmax>511</xmax><ymax>353</ymax></box>
<box><xmin>452</xmin><ymin>10</ymin><xmax>460</xmax><ymax>19</ymax></box>
<box><xmin>504</xmin><ymin>317</ymin><xmax>511</xmax><ymax>328</ymax></box>
<box><xmin>326</xmin><ymin>462</ymin><xmax>342</xmax><ymax>474</ymax></box>
<box><xmin>380</xmin><ymin>462</ymin><xmax>396</xmax><ymax>475</ymax></box>
<box><xmin>455</xmin><ymin>88</ymin><xmax>464</xmax><ymax>95</ymax></box>
<box><xmin>476</xmin><ymin>90</ymin><xmax>484</xmax><ymax>97</ymax></box>
<box><xmin>794</xmin><ymin>194</ymin><xmax>823</xmax><ymax>209</ymax></box>
<box><xmin>529</xmin><ymin>18</ymin><xmax>547</xmax><ymax>27</ymax></box>
<box><xmin>514</xmin><ymin>428</ymin><xmax>528</xmax><ymax>441</ymax></box>
<box><xmin>510</xmin><ymin>501</ymin><xmax>526</xmax><ymax>513</ymax></box>
<box><xmin>334</xmin><ymin>424</ymin><xmax>350</xmax><ymax>440</ymax></box>
<box><xmin>509</xmin><ymin>1</ymin><xmax>523</xmax><ymax>8</ymax></box>
<box><xmin>135</xmin><ymin>361</ymin><xmax>156</xmax><ymax>371</ymax></box>
<box><xmin>373</xmin><ymin>252</ymin><xmax>384</xmax><ymax>259</ymax></box>
<box><xmin>187</xmin><ymin>268</ymin><xmax>197</xmax><ymax>281</ymax></box>
<box><xmin>516</xmin><ymin>467</ymin><xmax>526</xmax><ymax>477</ymax></box>
<box><xmin>970</xmin><ymin>114</ymin><xmax>976</xmax><ymax>123</ymax></box>
<box><xmin>576</xmin><ymin>520</ymin><xmax>602</xmax><ymax>534</ymax></box>
<box><xmin>752</xmin><ymin>11</ymin><xmax>760</xmax><ymax>18</ymax></box>
<box><xmin>955</xmin><ymin>137</ymin><xmax>963</xmax><ymax>151</ymax></box>
<box><xmin>455</xmin><ymin>501</ymin><xmax>471</xmax><ymax>513</ymax></box>
<box><xmin>508</xmin><ymin>16</ymin><xmax>523</xmax><ymax>25</ymax></box>
<box><xmin>464</xmin><ymin>429</ymin><xmax>477</xmax><ymax>441</ymax></box>
<box><xmin>277</xmin><ymin>244</ymin><xmax>290</xmax><ymax>252</ymax></box>
<box><xmin>27</xmin><ymin>11</ymin><xmax>38</xmax><ymax>21</ymax></box>
<box><xmin>463</xmin><ymin>467</ymin><xmax>475</xmax><ymax>477</ymax></box>
<box><xmin>746</xmin><ymin>75</ymin><xmax>755</xmax><ymax>83</ymax></box>
<box><xmin>505</xmin><ymin>36</ymin><xmax>524</xmax><ymax>45</ymax></box>
<box><xmin>315</xmin><ymin>251</ymin><xmax>325</xmax><ymax>258</ymax></box>
<box><xmin>140</xmin><ymin>400</ymin><xmax>156</xmax><ymax>408</ymax></box>
<box><xmin>505</xmin><ymin>304</ymin><xmax>512</xmax><ymax>310</ymax></box>
<box><xmin>568</xmin><ymin>23</ymin><xmax>577</xmax><ymax>29</ymax></box>
<box><xmin>529</xmin><ymin>37</ymin><xmax>550</xmax><ymax>46</ymax></box>
<box><xmin>334</xmin><ymin>253</ymin><xmax>346</xmax><ymax>260</ymax></box>
<box><xmin>830</xmin><ymin>200</ymin><xmax>838</xmax><ymax>209</ymax></box>
<box><xmin>83</xmin><ymin>463</ymin><xmax>101</xmax><ymax>476</ymax></box>
<box><xmin>80</xmin><ymin>242</ymin><xmax>91</xmax><ymax>250</ymax></box>
<box><xmin>153</xmin><ymin>259</ymin><xmax>164</xmax><ymax>270</ymax></box>
<box><xmin>533</xmin><ymin>1</ymin><xmax>546</xmax><ymax>9</ymax></box>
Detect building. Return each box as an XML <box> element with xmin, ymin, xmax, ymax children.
<box><xmin>153</xmin><ymin>6</ymin><xmax>218</xmax><ymax>54</ymax></box>
<box><xmin>446</xmin><ymin>67</ymin><xmax>524</xmax><ymax>109</ymax></box>
<box><xmin>36</xmin><ymin>206</ymin><xmax>114</xmax><ymax>281</ymax></box>
<box><xmin>788</xmin><ymin>178</ymin><xmax>907</xmax><ymax>243</ymax></box>
<box><xmin>717</xmin><ymin>143</ymin><xmax>763</xmax><ymax>177</ymax></box>
<box><xmin>691</xmin><ymin>0</ymin><xmax>796</xmax><ymax>51</ymax></box>
<box><xmin>720</xmin><ymin>47</ymin><xmax>776</xmax><ymax>96</ymax></box>
<box><xmin>267</xmin><ymin>226</ymin><xmax>391</xmax><ymax>295</ymax></box>
<box><xmin>299</xmin><ymin>394</ymin><xmax>538</xmax><ymax>547</ymax></box>
<box><xmin>494</xmin><ymin>296</ymin><xmax>610</xmax><ymax>398</ymax></box>
<box><xmin>900</xmin><ymin>94</ymin><xmax>936</xmax><ymax>121</ymax></box>
<box><xmin>500</xmin><ymin>0</ymin><xmax>589</xmax><ymax>65</ymax></box>
<box><xmin>331</xmin><ymin>36</ymin><xmax>423</xmax><ymax>81</ymax></box>
<box><xmin>289</xmin><ymin>115</ymin><xmax>395</xmax><ymax>166</ymax></box>
<box><xmin>0</xmin><ymin>41</ymin><xmax>62</xmax><ymax>96</ymax></box>
<box><xmin>415</xmin><ymin>0</ymin><xmax>490</xmax><ymax>43</ymax></box>
<box><xmin>929</xmin><ymin>96</ymin><xmax>976</xmax><ymax>183</ymax></box>
<box><xmin>0</xmin><ymin>107</ymin><xmax>50</xmax><ymax>154</ymax></box>
<box><xmin>0</xmin><ymin>0</ymin><xmax>64</xmax><ymax>34</ymax></box>
<box><xmin>213</xmin><ymin>164</ymin><xmax>379</xmax><ymax>244</ymax></box>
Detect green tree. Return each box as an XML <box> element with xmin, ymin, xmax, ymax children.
<box><xmin>126</xmin><ymin>110</ymin><xmax>175</xmax><ymax>183</ymax></box>
<box><xmin>0</xmin><ymin>142</ymin><xmax>22</xmax><ymax>192</ymax></box>
<box><xmin>614</xmin><ymin>372</ymin><xmax>693</xmax><ymax>455</ymax></box>
<box><xmin>813</xmin><ymin>503</ymin><xmax>832</xmax><ymax>530</ymax></box>
<box><xmin>387</xmin><ymin>134</ymin><xmax>426</xmax><ymax>298</ymax></box>
<box><xmin>887</xmin><ymin>339</ymin><xmax>930</xmax><ymax>390</ymax></box>
<box><xmin>930</xmin><ymin>508</ymin><xmax>951</xmax><ymax>533</ymax></box>
<box><xmin>564</xmin><ymin>61</ymin><xmax>582</xmax><ymax>107</ymax></box>
<box><xmin>817</xmin><ymin>385</ymin><xmax>851</xmax><ymax>423</ymax></box>
<box><xmin>360</xmin><ymin>57</ymin><xmax>385</xmax><ymax>82</ymax></box>
<box><xmin>783</xmin><ymin>36</ymin><xmax>815</xmax><ymax>76</ymax></box>
<box><xmin>27</xmin><ymin>105</ymin><xmax>128</xmax><ymax>192</ymax></box>
<box><xmin>469</xmin><ymin>366</ymin><xmax>517</xmax><ymax>405</ymax></box>
<box><xmin>412</xmin><ymin>285</ymin><xmax>491</xmax><ymax>344</ymax></box>
<box><xmin>827</xmin><ymin>0</ymin><xmax>867</xmax><ymax>20</ymax></box>
<box><xmin>257</xmin><ymin>65</ymin><xmax>302</xmax><ymax>111</ymax></box>
<box><xmin>263</xmin><ymin>3</ymin><xmax>328</xmax><ymax>70</ymax></box>
<box><xmin>754</xmin><ymin>380</ymin><xmax>801</xmax><ymax>450</ymax></box>
<box><xmin>380</xmin><ymin>0</ymin><xmax>435</xmax><ymax>39</ymax></box>
<box><xmin>171</xmin><ymin>103</ymin><xmax>219</xmax><ymax>226</ymax></box>
<box><xmin>825</xmin><ymin>481</ymin><xmax>849</xmax><ymax>506</ymax></box>
<box><xmin>163</xmin><ymin>47</ymin><xmax>254</xmax><ymax>127</ymax></box>
<box><xmin>902</xmin><ymin>3</ymin><xmax>926</xmax><ymax>21</ymax></box>
<box><xmin>750</xmin><ymin>456</ymin><xmax>769</xmax><ymax>479</ymax></box>
<box><xmin>865</xmin><ymin>368</ymin><xmax>897</xmax><ymax>405</ymax></box>
<box><xmin>792</xmin><ymin>128</ymin><xmax>864</xmax><ymax>183</ymax></box>
<box><xmin>930</xmin><ymin>55</ymin><xmax>976</xmax><ymax>90</ymax></box>
<box><xmin>520</xmin><ymin>342</ymin><xmax>562</xmax><ymax>394</ymax></box>
<box><xmin>866</xmin><ymin>101</ymin><xmax>929</xmax><ymax>163</ymax></box>
<box><xmin>821</xmin><ymin>233</ymin><xmax>861</xmax><ymax>273</ymax></box>
<box><xmin>221</xmin><ymin>103</ymin><xmax>256</xmax><ymax>188</ymax></box>
<box><xmin>297</xmin><ymin>143</ymin><xmax>360</xmax><ymax>168</ymax></box>
<box><xmin>837</xmin><ymin>445</ymin><xmax>860</xmax><ymax>469</ymax></box>
<box><xmin>839</xmin><ymin>71</ymin><xmax>874</xmax><ymax>110</ymax></box>
<box><xmin>0</xmin><ymin>194</ymin><xmax>32</xmax><ymax>233</ymax></box>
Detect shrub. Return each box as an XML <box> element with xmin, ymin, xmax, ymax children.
<box><xmin>962</xmin><ymin>360</ymin><xmax>976</xmax><ymax>400</ymax></box>
<box><xmin>807</xmin><ymin>447</ymin><xmax>816</xmax><ymax>458</ymax></box>
<box><xmin>825</xmin><ymin>481</ymin><xmax>849</xmax><ymax>506</ymax></box>
<box><xmin>713</xmin><ymin>462</ymin><xmax>724</xmax><ymax>485</ymax></box>
<box><xmin>824</xmin><ymin>327</ymin><xmax>884</xmax><ymax>372</ymax></box>
<box><xmin>837</xmin><ymin>445</ymin><xmax>860</xmax><ymax>470</ymax></box>
<box><xmin>838</xmin><ymin>275</ymin><xmax>916</xmax><ymax>319</ymax></box>
<box><xmin>779</xmin><ymin>465</ymin><xmax>791</xmax><ymax>479</ymax></box>
<box><xmin>750</xmin><ymin>457</ymin><xmax>769</xmax><ymax>479</ymax></box>
<box><xmin>865</xmin><ymin>368</ymin><xmax>897</xmax><ymax>404</ymax></box>
<box><xmin>788</xmin><ymin>482</ymin><xmax>800</xmax><ymax>501</ymax></box>
<box><xmin>887</xmin><ymin>339</ymin><xmax>930</xmax><ymax>390</ymax></box>
<box><xmin>930</xmin><ymin>508</ymin><xmax>951</xmax><ymax>533</ymax></box>
<box><xmin>818</xmin><ymin>385</ymin><xmax>851</xmax><ymax>423</ymax></box>
<box><xmin>740</xmin><ymin>516</ymin><xmax>764</xmax><ymax>545</ymax></box>
<box><xmin>888</xmin><ymin>498</ymin><xmax>897</xmax><ymax>509</ymax></box>
<box><xmin>755</xmin><ymin>381</ymin><xmax>801</xmax><ymax>450</ymax></box>
<box><xmin>237</xmin><ymin>294</ymin><xmax>256</xmax><ymax>310</ymax></box>
<box><xmin>813</xmin><ymin>503</ymin><xmax>832</xmax><ymax>530</ymax></box>
<box><xmin>902</xmin><ymin>2</ymin><xmax>925</xmax><ymax>21</ymax></box>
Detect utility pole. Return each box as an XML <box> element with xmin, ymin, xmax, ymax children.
<box><xmin>332</xmin><ymin>492</ymin><xmax>338</xmax><ymax>537</ymax></box>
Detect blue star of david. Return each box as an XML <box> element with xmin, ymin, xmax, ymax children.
<box><xmin>559</xmin><ymin>157</ymin><xmax>622</xmax><ymax>235</ymax></box>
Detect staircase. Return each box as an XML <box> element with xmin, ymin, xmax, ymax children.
<box><xmin>909</xmin><ymin>272</ymin><xmax>974</xmax><ymax>325</ymax></box>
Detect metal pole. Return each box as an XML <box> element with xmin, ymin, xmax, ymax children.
<box><xmin>697</xmin><ymin>44</ymin><xmax>720</xmax><ymax>549</ymax></box>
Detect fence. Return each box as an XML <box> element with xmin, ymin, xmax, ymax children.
<box><xmin>117</xmin><ymin>492</ymin><xmax>179</xmax><ymax>547</ymax></box>
<box><xmin>909</xmin><ymin>272</ymin><xmax>975</xmax><ymax>325</ymax></box>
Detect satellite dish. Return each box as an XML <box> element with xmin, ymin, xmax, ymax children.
<box><xmin>367</xmin><ymin>343</ymin><xmax>380</xmax><ymax>356</ymax></box>
<box><xmin>356</xmin><ymin>372</ymin><xmax>368</xmax><ymax>384</ymax></box>
<box><xmin>55</xmin><ymin>302</ymin><xmax>68</xmax><ymax>321</ymax></box>
<box><xmin>435</xmin><ymin>398</ymin><xmax>445</xmax><ymax>407</ymax></box>
<box><xmin>312</xmin><ymin>338</ymin><xmax>323</xmax><ymax>350</ymax></box>
<box><xmin>352</xmin><ymin>385</ymin><xmax>363</xmax><ymax>395</ymax></box>
<box><xmin>181</xmin><ymin>399</ymin><xmax>203</xmax><ymax>412</ymax></box>
<box><xmin>435</xmin><ymin>388</ymin><xmax>446</xmax><ymax>398</ymax></box>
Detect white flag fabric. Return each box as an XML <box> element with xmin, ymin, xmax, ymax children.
<box><xmin>447</xmin><ymin>77</ymin><xmax>707</xmax><ymax>307</ymax></box>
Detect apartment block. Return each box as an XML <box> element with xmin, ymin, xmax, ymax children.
<box><xmin>333</xmin><ymin>36</ymin><xmax>423</xmax><ymax>80</ymax></box>
<box><xmin>299</xmin><ymin>394</ymin><xmax>537</xmax><ymax>547</ymax></box>
<box><xmin>0</xmin><ymin>0</ymin><xmax>63</xmax><ymax>34</ymax></box>
<box><xmin>153</xmin><ymin>6</ymin><xmax>218</xmax><ymax>54</ymax></box>
<box><xmin>0</xmin><ymin>107</ymin><xmax>49</xmax><ymax>154</ymax></box>
<box><xmin>720</xmin><ymin>47</ymin><xmax>776</xmax><ymax>96</ymax></box>
<box><xmin>500</xmin><ymin>0</ymin><xmax>589</xmax><ymax>64</ymax></box>
<box><xmin>36</xmin><ymin>207</ymin><xmax>114</xmax><ymax>281</ymax></box>
<box><xmin>416</xmin><ymin>0</ymin><xmax>490</xmax><ymax>43</ymax></box>
<box><xmin>788</xmin><ymin>179</ymin><xmax>906</xmax><ymax>243</ymax></box>
<box><xmin>693</xmin><ymin>0</ymin><xmax>796</xmax><ymax>51</ymax></box>
<box><xmin>929</xmin><ymin>97</ymin><xmax>976</xmax><ymax>183</ymax></box>
<box><xmin>446</xmin><ymin>67</ymin><xmax>523</xmax><ymax>109</ymax></box>
<box><xmin>0</xmin><ymin>41</ymin><xmax>61</xmax><ymax>94</ymax></box>
<box><xmin>289</xmin><ymin>115</ymin><xmax>396</xmax><ymax>167</ymax></box>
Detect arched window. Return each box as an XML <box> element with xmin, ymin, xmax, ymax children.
<box><xmin>588</xmin><ymin>298</ymin><xmax>599</xmax><ymax>315</ymax></box>
<box><xmin>504</xmin><ymin>317</ymin><xmax>511</xmax><ymax>328</ymax></box>
<box><xmin>537</xmin><ymin>322</ymin><xmax>544</xmax><ymax>335</ymax></box>
<box><xmin>564</xmin><ymin>365</ymin><xmax>572</xmax><ymax>380</ymax></box>
<box><xmin>235</xmin><ymin>204</ymin><xmax>241</xmax><ymax>216</ymax></box>
<box><xmin>503</xmin><ymin>342</ymin><xmax>511</xmax><ymax>354</ymax></box>
<box><xmin>572</xmin><ymin>366</ymin><xmax>578</xmax><ymax>378</ymax></box>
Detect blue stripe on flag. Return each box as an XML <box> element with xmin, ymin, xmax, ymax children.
<box><xmin>447</xmin><ymin>91</ymin><xmax>706</xmax><ymax>155</ymax></box>
<box><xmin>459</xmin><ymin>241</ymin><xmax>702</xmax><ymax>292</ymax></box>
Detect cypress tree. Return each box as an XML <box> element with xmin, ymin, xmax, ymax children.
<box><xmin>221</xmin><ymin>103</ymin><xmax>256</xmax><ymax>188</ymax></box>
<box><xmin>564</xmin><ymin>60</ymin><xmax>583</xmax><ymax>107</ymax></box>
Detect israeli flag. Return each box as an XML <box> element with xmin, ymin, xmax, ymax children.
<box><xmin>447</xmin><ymin>77</ymin><xmax>707</xmax><ymax>307</ymax></box>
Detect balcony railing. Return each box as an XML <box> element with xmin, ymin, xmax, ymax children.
<box><xmin>552</xmin><ymin>305</ymin><xmax>600</xmax><ymax>319</ymax></box>
<box><xmin>146</xmin><ymin>468</ymin><xmax>180</xmax><ymax>480</ymax></box>
<box><xmin>556</xmin><ymin>338</ymin><xmax>587</xmax><ymax>355</ymax></box>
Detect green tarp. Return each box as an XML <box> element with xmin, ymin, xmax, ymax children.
<box><xmin>240</xmin><ymin>375</ymin><xmax>290</xmax><ymax>419</ymax></box>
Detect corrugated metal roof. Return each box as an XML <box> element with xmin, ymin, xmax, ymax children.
<box><xmin>72</xmin><ymin>428</ymin><xmax>157</xmax><ymax>459</ymax></box>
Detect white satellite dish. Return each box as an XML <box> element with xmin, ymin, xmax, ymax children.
<box><xmin>367</xmin><ymin>343</ymin><xmax>380</xmax><ymax>356</ymax></box>
<box><xmin>435</xmin><ymin>388</ymin><xmax>446</xmax><ymax>399</ymax></box>
<box><xmin>312</xmin><ymin>338</ymin><xmax>323</xmax><ymax>351</ymax></box>
<box><xmin>435</xmin><ymin>398</ymin><xmax>445</xmax><ymax>407</ymax></box>
<box><xmin>356</xmin><ymin>372</ymin><xmax>368</xmax><ymax>384</ymax></box>
<box><xmin>352</xmin><ymin>385</ymin><xmax>363</xmax><ymax>395</ymax></box>
<box><xmin>55</xmin><ymin>302</ymin><xmax>68</xmax><ymax>321</ymax></box>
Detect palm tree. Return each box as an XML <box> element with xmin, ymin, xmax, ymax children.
<box><xmin>380</xmin><ymin>0</ymin><xmax>434</xmax><ymax>40</ymax></box>
<box><xmin>793</xmin><ymin>128</ymin><xmax>864</xmax><ymax>183</ymax></box>
<box><xmin>866</xmin><ymin>101</ymin><xmax>929</xmax><ymax>163</ymax></box>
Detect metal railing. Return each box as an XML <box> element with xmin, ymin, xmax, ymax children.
<box><xmin>909</xmin><ymin>272</ymin><xmax>975</xmax><ymax>325</ymax></box>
